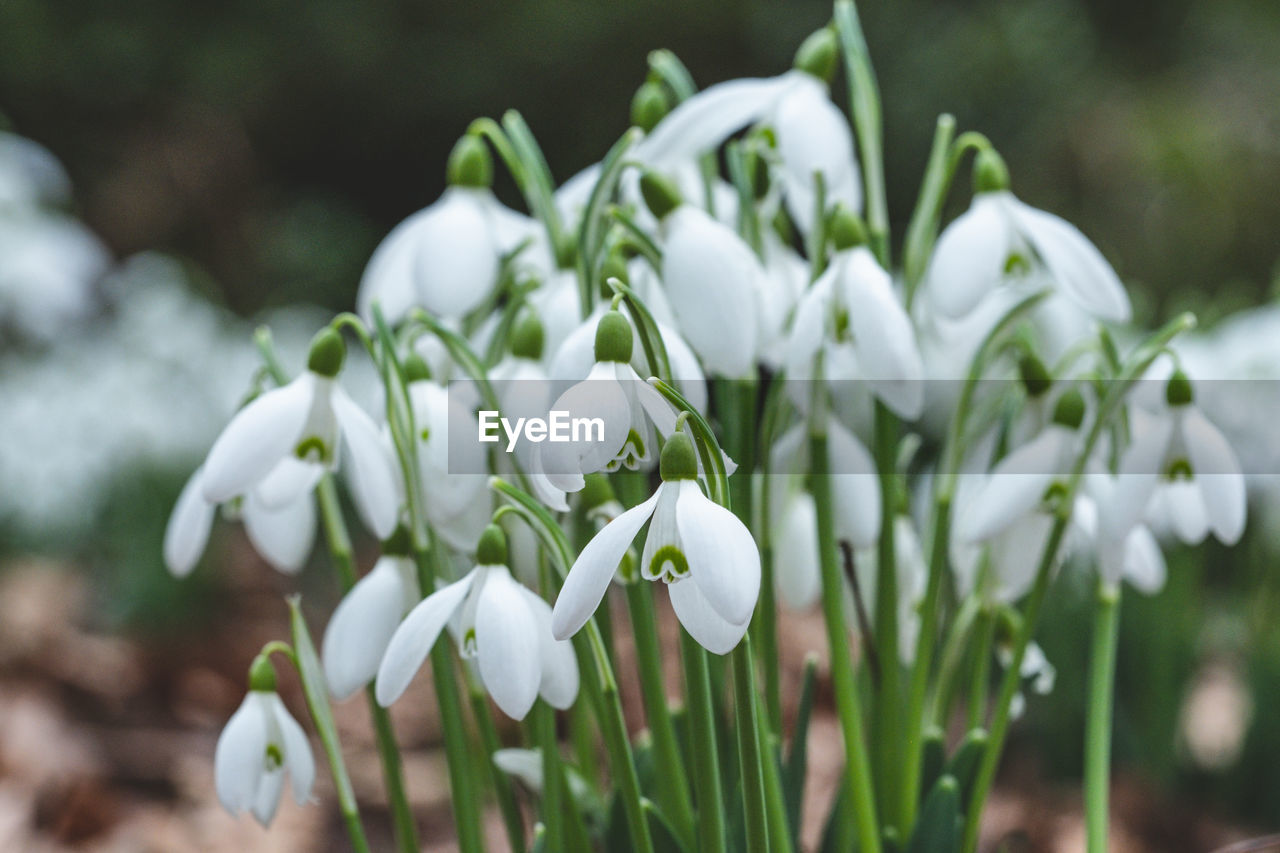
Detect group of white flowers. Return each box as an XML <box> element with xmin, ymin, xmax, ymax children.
<box><xmin>149</xmin><ymin>6</ymin><xmax>1261</xmax><ymax>852</ymax></box>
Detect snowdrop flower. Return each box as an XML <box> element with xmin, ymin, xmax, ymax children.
<box><xmin>1073</xmin><ymin>490</ymin><xmax>1168</xmax><ymax>595</ymax></box>
<box><xmin>1001</xmin><ymin>641</ymin><xmax>1058</xmax><ymax>720</ymax></box>
<box><xmin>164</xmin><ymin>462</ymin><xmax>317</xmax><ymax>577</ymax></box>
<box><xmin>953</xmin><ymin>390</ymin><xmax>1089</xmax><ymax>601</ymax></box>
<box><xmin>358</xmin><ymin>135</ymin><xmax>524</xmax><ymax>323</ymax></box>
<box><xmin>541</xmin><ymin>310</ymin><xmax>680</xmax><ymax>494</ymax></box>
<box><xmin>0</xmin><ymin>130</ymin><xmax>72</xmax><ymax>206</ymax></box>
<box><xmin>322</xmin><ymin>530</ymin><xmax>421</xmax><ymax>700</ymax></box>
<box><xmin>551</xmin><ymin>430</ymin><xmax>761</xmax><ymax>654</ymax></box>
<box><xmin>215</xmin><ymin>656</ymin><xmax>315</xmax><ymax>826</ymax></box>
<box><xmin>199</xmin><ymin>330</ymin><xmax>400</xmax><ymax>539</ymax></box>
<box><xmin>926</xmin><ymin>149</ymin><xmax>1130</xmax><ymax>324</ymax></box>
<box><xmin>771</xmin><ymin>416</ymin><xmax>881</xmax><ymax>550</ymax></box>
<box><xmin>787</xmin><ymin>208</ymin><xmax>925</xmax><ymax>420</ymax></box>
<box><xmin>641</xmin><ymin>173</ymin><xmax>765</xmax><ymax>378</ymax></box>
<box><xmin>1102</xmin><ymin>370</ymin><xmax>1246</xmax><ymax>548</ymax></box>
<box><xmin>402</xmin><ymin>355</ymin><xmax>491</xmax><ymax>551</ymax></box>
<box><xmin>637</xmin><ymin>28</ymin><xmax>859</xmax><ymax>234</ymax></box>
<box><xmin>772</xmin><ymin>491</ymin><xmax>823</xmax><ymax>611</ymax></box>
<box><xmin>376</xmin><ymin>525</ymin><xmax>579</xmax><ymax>719</ymax></box>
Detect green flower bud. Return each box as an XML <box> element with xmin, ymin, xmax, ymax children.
<box><xmin>829</xmin><ymin>205</ymin><xmax>868</xmax><ymax>252</ymax></box>
<box><xmin>446</xmin><ymin>134</ymin><xmax>493</xmax><ymax>189</ymax></box>
<box><xmin>511</xmin><ymin>310</ymin><xmax>545</xmax><ymax>360</ymax></box>
<box><xmin>594</xmin><ymin>310</ymin><xmax>634</xmax><ymax>363</ymax></box>
<box><xmin>640</xmin><ymin>171</ymin><xmax>683</xmax><ymax>221</ymax></box>
<box><xmin>1051</xmin><ymin>388</ymin><xmax>1086</xmax><ymax>430</ymax></box>
<box><xmin>1018</xmin><ymin>354</ymin><xmax>1052</xmax><ymax>398</ymax></box>
<box><xmin>580</xmin><ymin>472</ymin><xmax>617</xmax><ymax>512</ymax></box>
<box><xmin>794</xmin><ymin>27</ymin><xmax>838</xmax><ymax>82</ymax></box>
<box><xmin>403</xmin><ymin>353</ymin><xmax>432</xmax><ymax>384</ymax></box>
<box><xmin>631</xmin><ymin>81</ymin><xmax>671</xmax><ymax>133</ymax></box>
<box><xmin>660</xmin><ymin>431</ymin><xmax>698</xmax><ymax>481</ymax></box>
<box><xmin>973</xmin><ymin>148</ymin><xmax>1010</xmax><ymax>194</ymax></box>
<box><xmin>382</xmin><ymin>524</ymin><xmax>413</xmax><ymax>557</ymax></box>
<box><xmin>248</xmin><ymin>653</ymin><xmax>277</xmax><ymax>693</ymax></box>
<box><xmin>307</xmin><ymin>328</ymin><xmax>346</xmax><ymax>378</ymax></box>
<box><xmin>1166</xmin><ymin>370</ymin><xmax>1193</xmax><ymax>407</ymax></box>
<box><xmin>476</xmin><ymin>523</ymin><xmax>508</xmax><ymax>566</ymax></box>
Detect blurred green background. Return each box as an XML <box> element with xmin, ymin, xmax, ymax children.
<box><xmin>2</xmin><ymin>0</ymin><xmax>1278</xmax><ymax>845</ymax></box>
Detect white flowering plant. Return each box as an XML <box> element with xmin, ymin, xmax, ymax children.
<box><xmin>165</xmin><ymin>3</ymin><xmax>1251</xmax><ymax>851</ymax></box>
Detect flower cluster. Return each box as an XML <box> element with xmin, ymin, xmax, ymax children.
<box><xmin>164</xmin><ymin>5</ymin><xmax>1256</xmax><ymax>852</ymax></box>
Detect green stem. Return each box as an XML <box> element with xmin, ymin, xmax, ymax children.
<box><xmin>1085</xmin><ymin>583</ymin><xmax>1121</xmax><ymax>853</ymax></box>
<box><xmin>580</xmin><ymin>623</ymin><xmax>655</xmax><ymax>853</ymax></box>
<box><xmin>835</xmin><ymin>0</ymin><xmax>889</xmax><ymax>266</ymax></box>
<box><xmin>626</xmin><ymin>584</ymin><xmax>697</xmax><ymax>849</ymax></box>
<box><xmin>315</xmin><ymin>479</ymin><xmax>418</xmax><ymax>853</ymax></box>
<box><xmin>535</xmin><ymin>701</ymin><xmax>565</xmax><ymax>853</ymax></box>
<box><xmin>733</xmin><ymin>640</ymin><xmax>771</xmax><ymax>853</ymax></box>
<box><xmin>899</xmin><ymin>498</ymin><xmax>950</xmax><ymax>827</ymax></box>
<box><xmin>681</xmin><ymin>633</ymin><xmax>728</xmax><ymax>853</ymax></box>
<box><xmin>760</xmin><ymin>541</ymin><xmax>782</xmax><ymax>731</ymax></box>
<box><xmin>811</xmin><ymin>432</ymin><xmax>882</xmax><ymax>853</ymax></box>
<box><xmin>927</xmin><ymin>595</ymin><xmax>980</xmax><ymax>729</ymax></box>
<box><xmin>472</xmin><ymin>688</ymin><xmax>526</xmax><ymax>853</ymax></box>
<box><xmin>966</xmin><ymin>605</ymin><xmax>996</xmax><ymax>731</ymax></box>
<box><xmin>872</xmin><ymin>402</ymin><xmax>901</xmax><ymax>828</ymax></box>
<box><xmin>960</xmin><ymin>519</ymin><xmax>1068</xmax><ymax>853</ymax></box>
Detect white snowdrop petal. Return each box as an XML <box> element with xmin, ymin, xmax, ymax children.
<box><xmin>662</xmin><ymin>207</ymin><xmax>762</xmax><ymax>378</ymax></box>
<box><xmin>333</xmin><ymin>390</ymin><xmax>401</xmax><ymax>539</ymax></box>
<box><xmin>164</xmin><ymin>466</ymin><xmax>215</xmax><ymax>578</ymax></box>
<box><xmin>358</xmin><ymin>206</ymin><xmax>430</xmax><ymax>325</ymax></box>
<box><xmin>1009</xmin><ymin>199</ymin><xmax>1131</xmax><ymax>323</ymax></box>
<box><xmin>268</xmin><ymin>694</ymin><xmax>316</xmax><ymax>805</ymax></box>
<box><xmin>1103</xmin><ymin>416</ymin><xmax>1175</xmax><ymax>542</ymax></box>
<box><xmin>250</xmin><ymin>769</ymin><xmax>286</xmax><ymax>827</ymax></box>
<box><xmin>552</xmin><ymin>490</ymin><xmax>660</xmax><ymax>640</ymax></box>
<box><xmin>638</xmin><ymin>75</ymin><xmax>793</xmax><ymax>167</ymax></box>
<box><xmin>641</xmin><ymin>481</ymin><xmax>682</xmax><ymax>581</ymax></box>
<box><xmin>843</xmin><ymin>249</ymin><xmax>925</xmax><ymax>420</ymax></box>
<box><xmin>214</xmin><ymin>694</ymin><xmax>269</xmax><ymax>815</ymax></box>
<box><xmin>323</xmin><ymin>557</ymin><xmax>411</xmax><ymax>700</ymax></box>
<box><xmin>1164</xmin><ymin>480</ymin><xmax>1210</xmax><ymax>545</ymax></box>
<box><xmin>958</xmin><ymin>427</ymin><xmax>1071</xmax><ymax>543</ymax></box>
<box><xmin>376</xmin><ymin>571</ymin><xmax>476</xmax><ymax>706</ymax></box>
<box><xmin>1123</xmin><ymin>525</ymin><xmax>1167</xmax><ymax>595</ymax></box>
<box><xmin>476</xmin><ymin>570</ymin><xmax>542</xmax><ymax>719</ymax></box>
<box><xmin>828</xmin><ymin>419</ymin><xmax>882</xmax><ymax>548</ymax></box>
<box><xmin>414</xmin><ymin>188</ymin><xmax>500</xmax><ymax>317</ymax></box>
<box><xmin>202</xmin><ymin>375</ymin><xmax>314</xmax><ymax>503</ymax></box>
<box><xmin>254</xmin><ymin>456</ymin><xmax>325</xmax><ymax>509</ymax></box>
<box><xmin>773</xmin><ymin>493</ymin><xmax>822</xmax><ymax>611</ymax></box>
<box><xmin>668</xmin><ymin>576</ymin><xmax>751</xmax><ymax>655</ymax></box>
<box><xmin>676</xmin><ymin>480</ymin><xmax>761</xmax><ymax>626</ymax></box>
<box><xmin>243</xmin><ymin>488</ymin><xmax>316</xmax><ymax>574</ymax></box>
<box><xmin>927</xmin><ymin>194</ymin><xmax>1012</xmax><ymax>319</ymax></box>
<box><xmin>1181</xmin><ymin>409</ymin><xmax>1247</xmax><ymax>545</ymax></box>
<box><xmin>520</xmin><ymin>588</ymin><xmax>580</xmax><ymax>710</ymax></box>
<box><xmin>774</xmin><ymin>78</ymin><xmax>861</xmax><ymax>233</ymax></box>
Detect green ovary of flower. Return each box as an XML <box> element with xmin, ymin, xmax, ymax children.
<box><xmin>645</xmin><ymin>545</ymin><xmax>690</xmax><ymax>584</ymax></box>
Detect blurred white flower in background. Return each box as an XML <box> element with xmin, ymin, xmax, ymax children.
<box><xmin>0</xmin><ymin>128</ymin><xmax>377</xmax><ymax>541</ymax></box>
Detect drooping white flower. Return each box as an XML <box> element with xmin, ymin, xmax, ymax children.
<box><xmin>540</xmin><ymin>310</ymin><xmax>681</xmax><ymax>495</ymax></box>
<box><xmin>640</xmin><ymin>174</ymin><xmax>765</xmax><ymax>378</ymax></box>
<box><xmin>199</xmin><ymin>330</ymin><xmax>400</xmax><ymax>539</ymax></box>
<box><xmin>926</xmin><ymin>149</ymin><xmax>1130</xmax><ymax>324</ymax></box>
<box><xmin>215</xmin><ymin>660</ymin><xmax>315</xmax><ymax>827</ymax></box>
<box><xmin>1102</xmin><ymin>370</ymin><xmax>1246</xmax><ymax>548</ymax></box>
<box><xmin>952</xmin><ymin>390</ymin><xmax>1090</xmax><ymax>601</ymax></box>
<box><xmin>376</xmin><ymin>525</ymin><xmax>578</xmax><ymax>719</ymax></box>
<box><xmin>771</xmin><ymin>416</ymin><xmax>881</xmax><ymax>550</ymax></box>
<box><xmin>163</xmin><ymin>461</ymin><xmax>317</xmax><ymax>577</ymax></box>
<box><xmin>636</xmin><ymin>29</ymin><xmax>859</xmax><ymax>234</ymax></box>
<box><xmin>403</xmin><ymin>357</ymin><xmax>490</xmax><ymax>551</ymax></box>
<box><xmin>787</xmin><ymin>210</ymin><xmax>925</xmax><ymax>420</ymax></box>
<box><xmin>322</xmin><ymin>546</ymin><xmax>420</xmax><ymax>700</ymax></box>
<box><xmin>551</xmin><ymin>431</ymin><xmax>761</xmax><ymax>654</ymax></box>
<box><xmin>358</xmin><ymin>135</ymin><xmax>530</xmax><ymax>323</ymax></box>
